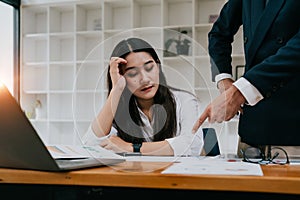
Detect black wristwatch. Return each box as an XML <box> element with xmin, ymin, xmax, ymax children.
<box><xmin>132</xmin><ymin>143</ymin><xmax>142</xmax><ymax>153</ymax></box>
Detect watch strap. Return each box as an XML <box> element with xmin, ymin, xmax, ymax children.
<box><xmin>132</xmin><ymin>143</ymin><xmax>142</xmax><ymax>153</ymax></box>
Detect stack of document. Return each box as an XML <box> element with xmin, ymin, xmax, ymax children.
<box><xmin>47</xmin><ymin>145</ymin><xmax>123</xmax><ymax>160</ymax></box>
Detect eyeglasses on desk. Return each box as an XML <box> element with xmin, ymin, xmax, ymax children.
<box><xmin>240</xmin><ymin>145</ymin><xmax>290</xmax><ymax>165</ymax></box>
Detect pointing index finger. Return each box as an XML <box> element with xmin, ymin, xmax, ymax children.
<box><xmin>192</xmin><ymin>111</ymin><xmax>209</xmax><ymax>133</ymax></box>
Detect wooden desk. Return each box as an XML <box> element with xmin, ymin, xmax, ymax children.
<box><xmin>0</xmin><ymin>161</ymin><xmax>300</xmax><ymax>198</ymax></box>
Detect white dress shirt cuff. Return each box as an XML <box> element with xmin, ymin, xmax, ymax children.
<box><xmin>233</xmin><ymin>77</ymin><xmax>264</xmax><ymax>106</ymax></box>
<box><xmin>215</xmin><ymin>73</ymin><xmax>234</xmax><ymax>83</ymax></box>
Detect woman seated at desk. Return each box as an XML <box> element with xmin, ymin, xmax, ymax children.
<box><xmin>82</xmin><ymin>37</ymin><xmax>203</xmax><ymax>157</ymax></box>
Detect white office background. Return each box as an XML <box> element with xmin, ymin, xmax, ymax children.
<box><xmin>0</xmin><ymin>1</ymin><xmax>14</xmax><ymax>94</ymax></box>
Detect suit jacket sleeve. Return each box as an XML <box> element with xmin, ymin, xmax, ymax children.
<box><xmin>208</xmin><ymin>0</ymin><xmax>242</xmax><ymax>81</ymax></box>
<box><xmin>209</xmin><ymin>0</ymin><xmax>300</xmax><ymax>98</ymax></box>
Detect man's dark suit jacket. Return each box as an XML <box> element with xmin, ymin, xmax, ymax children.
<box><xmin>208</xmin><ymin>0</ymin><xmax>300</xmax><ymax>146</ymax></box>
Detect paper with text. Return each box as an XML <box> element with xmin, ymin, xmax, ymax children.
<box><xmin>47</xmin><ymin>145</ymin><xmax>123</xmax><ymax>159</ymax></box>
<box><xmin>162</xmin><ymin>159</ymin><xmax>263</xmax><ymax>176</ymax></box>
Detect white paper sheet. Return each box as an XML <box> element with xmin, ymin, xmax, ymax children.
<box><xmin>162</xmin><ymin>159</ymin><xmax>263</xmax><ymax>176</ymax></box>
<box><xmin>47</xmin><ymin>145</ymin><xmax>123</xmax><ymax>159</ymax></box>
<box><xmin>124</xmin><ymin>155</ymin><xmax>220</xmax><ymax>162</ymax></box>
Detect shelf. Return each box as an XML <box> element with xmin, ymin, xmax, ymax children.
<box><xmin>49</xmin><ymin>93</ymin><xmax>73</xmax><ymax>120</ymax></box>
<box><xmin>49</xmin><ymin>5</ymin><xmax>74</xmax><ymax>33</ymax></box>
<box><xmin>103</xmin><ymin>0</ymin><xmax>132</xmax><ymax>30</ymax></box>
<box><xmin>49</xmin><ymin>63</ymin><xmax>74</xmax><ymax>91</ymax></box>
<box><xmin>22</xmin><ymin>67</ymin><xmax>48</xmax><ymax>91</ymax></box>
<box><xmin>75</xmin><ymin>62</ymin><xmax>103</xmax><ymax>90</ymax></box>
<box><xmin>22</xmin><ymin>6</ymin><xmax>48</xmax><ymax>34</ymax></box>
<box><xmin>163</xmin><ymin>27</ymin><xmax>193</xmax><ymax>57</ymax></box>
<box><xmin>133</xmin><ymin>0</ymin><xmax>162</xmax><ymax>28</ymax></box>
<box><xmin>194</xmin><ymin>25</ymin><xmax>212</xmax><ymax>55</ymax></box>
<box><xmin>194</xmin><ymin>58</ymin><xmax>215</xmax><ymax>89</ymax></box>
<box><xmin>72</xmin><ymin>92</ymin><xmax>102</xmax><ymax>121</ymax></box>
<box><xmin>163</xmin><ymin>0</ymin><xmax>193</xmax><ymax>27</ymax></box>
<box><xmin>163</xmin><ymin>56</ymin><xmax>195</xmax><ymax>92</ymax></box>
<box><xmin>23</xmin><ymin>36</ymin><xmax>47</xmax><ymax>63</ymax></box>
<box><xmin>76</xmin><ymin>32</ymin><xmax>102</xmax><ymax>61</ymax></box>
<box><xmin>195</xmin><ymin>0</ymin><xmax>225</xmax><ymax>24</ymax></box>
<box><xmin>232</xmin><ymin>27</ymin><xmax>244</xmax><ymax>55</ymax></box>
<box><xmin>76</xmin><ymin>2</ymin><xmax>102</xmax><ymax>32</ymax></box>
<box><xmin>50</xmin><ymin>34</ymin><xmax>74</xmax><ymax>62</ymax></box>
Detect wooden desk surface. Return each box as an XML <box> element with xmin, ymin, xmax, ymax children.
<box><xmin>0</xmin><ymin>161</ymin><xmax>300</xmax><ymax>195</ymax></box>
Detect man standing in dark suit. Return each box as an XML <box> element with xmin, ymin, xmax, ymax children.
<box><xmin>192</xmin><ymin>0</ymin><xmax>300</xmax><ymax>155</ymax></box>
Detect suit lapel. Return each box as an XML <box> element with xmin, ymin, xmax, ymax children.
<box><xmin>247</xmin><ymin>0</ymin><xmax>285</xmax><ymax>67</ymax></box>
<box><xmin>251</xmin><ymin>0</ymin><xmax>265</xmax><ymax>36</ymax></box>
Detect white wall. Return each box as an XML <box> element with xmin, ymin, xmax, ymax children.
<box><xmin>0</xmin><ymin>1</ymin><xmax>14</xmax><ymax>93</ymax></box>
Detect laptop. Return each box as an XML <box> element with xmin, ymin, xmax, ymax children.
<box><xmin>0</xmin><ymin>83</ymin><xmax>125</xmax><ymax>171</ymax></box>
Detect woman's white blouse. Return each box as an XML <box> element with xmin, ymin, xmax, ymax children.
<box><xmin>81</xmin><ymin>89</ymin><xmax>204</xmax><ymax>156</ymax></box>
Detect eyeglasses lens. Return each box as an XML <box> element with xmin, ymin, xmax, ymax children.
<box><xmin>271</xmin><ymin>148</ymin><xmax>288</xmax><ymax>164</ymax></box>
<box><xmin>244</xmin><ymin>147</ymin><xmax>263</xmax><ymax>162</ymax></box>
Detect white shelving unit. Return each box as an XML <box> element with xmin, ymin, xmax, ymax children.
<box><xmin>20</xmin><ymin>0</ymin><xmax>244</xmax><ymax>155</ymax></box>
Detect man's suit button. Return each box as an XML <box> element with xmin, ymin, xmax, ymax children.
<box><xmin>279</xmin><ymin>82</ymin><xmax>284</xmax><ymax>87</ymax></box>
<box><xmin>276</xmin><ymin>37</ymin><xmax>284</xmax><ymax>44</ymax></box>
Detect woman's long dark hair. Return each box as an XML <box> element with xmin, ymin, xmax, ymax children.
<box><xmin>107</xmin><ymin>37</ymin><xmax>177</xmax><ymax>144</ymax></box>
